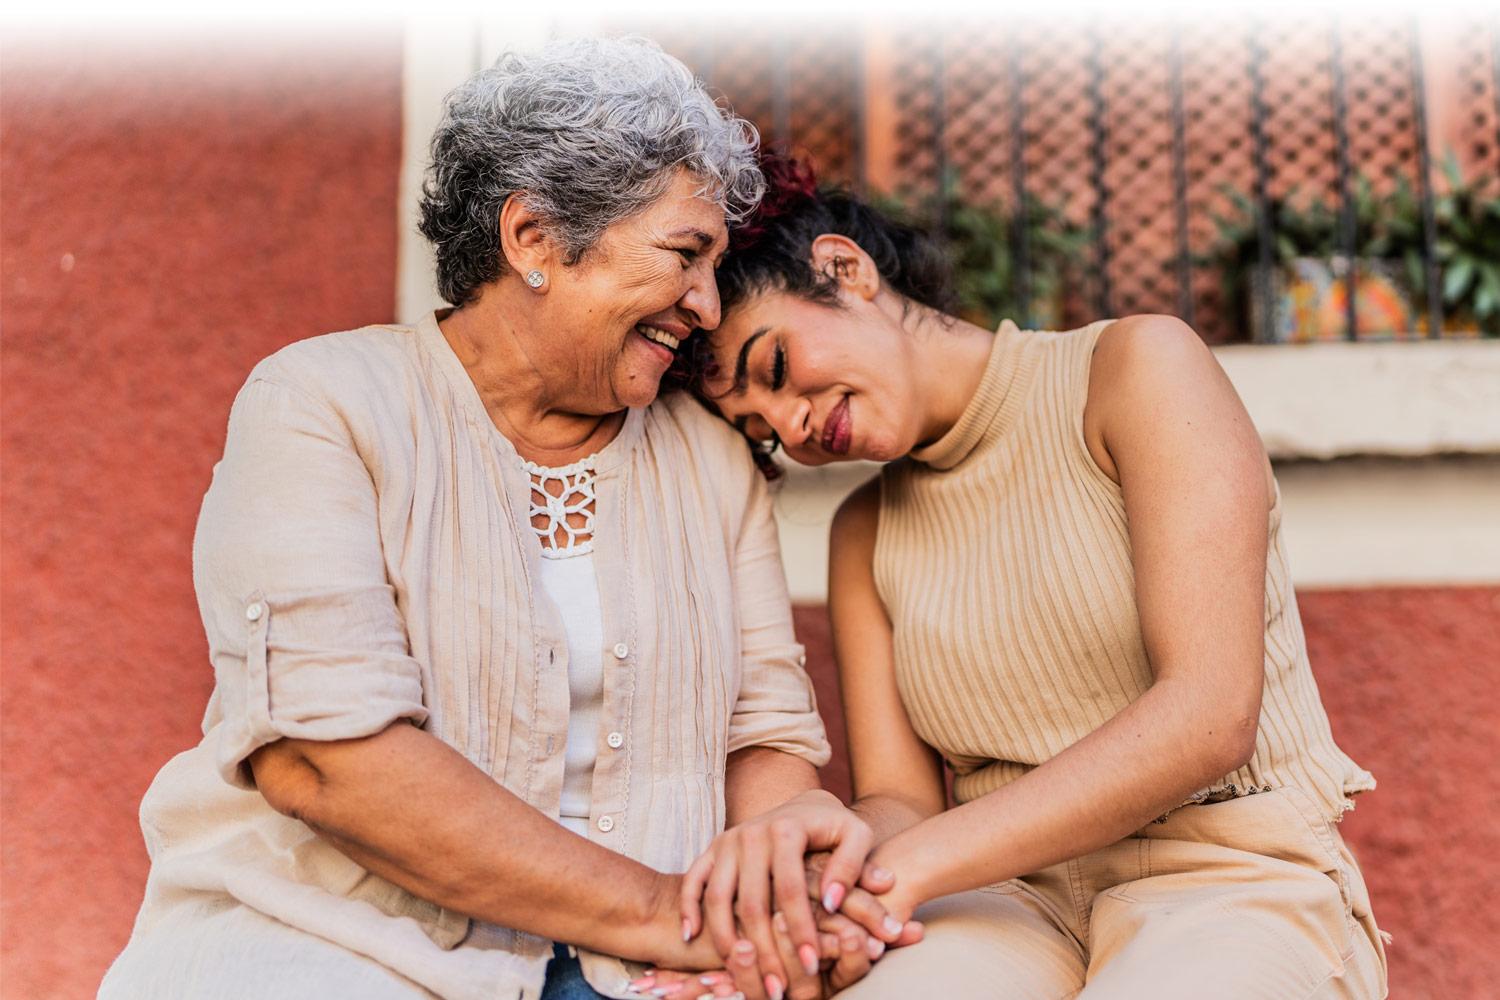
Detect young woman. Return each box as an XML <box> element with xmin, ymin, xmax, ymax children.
<box><xmin>666</xmin><ymin>161</ymin><xmax>1388</xmax><ymax>999</ymax></box>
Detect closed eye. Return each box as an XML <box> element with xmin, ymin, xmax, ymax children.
<box><xmin>770</xmin><ymin>343</ymin><xmax>787</xmax><ymax>391</ymax></box>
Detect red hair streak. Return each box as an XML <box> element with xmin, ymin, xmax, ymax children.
<box><xmin>732</xmin><ymin>149</ymin><xmax>818</xmax><ymax>251</ymax></box>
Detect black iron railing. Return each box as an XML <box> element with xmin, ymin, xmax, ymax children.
<box><xmin>644</xmin><ymin>15</ymin><xmax>1500</xmax><ymax>342</ymax></box>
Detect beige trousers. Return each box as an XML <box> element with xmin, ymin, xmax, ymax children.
<box><xmin>839</xmin><ymin>789</ymin><xmax>1387</xmax><ymax>999</ymax></box>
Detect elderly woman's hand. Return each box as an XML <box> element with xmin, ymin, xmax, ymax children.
<box><xmin>677</xmin><ymin>790</ymin><xmax>917</xmax><ymax>999</ymax></box>
<box><xmin>632</xmin><ymin>908</ymin><xmax>885</xmax><ymax>1000</ymax></box>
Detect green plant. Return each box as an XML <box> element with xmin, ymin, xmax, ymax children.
<box><xmin>1206</xmin><ymin>185</ymin><xmax>1377</xmax><ymax>338</ymax></box>
<box><xmin>879</xmin><ymin>180</ymin><xmax>1090</xmax><ymax>329</ymax></box>
<box><xmin>1210</xmin><ymin>159</ymin><xmax>1500</xmax><ymax>338</ymax></box>
<box><xmin>1375</xmin><ymin>157</ymin><xmax>1500</xmax><ymax>335</ymax></box>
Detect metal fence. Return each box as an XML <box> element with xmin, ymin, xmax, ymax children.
<box><xmin>620</xmin><ymin>15</ymin><xmax>1500</xmax><ymax>343</ymax></box>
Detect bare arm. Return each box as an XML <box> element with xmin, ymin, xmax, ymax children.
<box><xmin>829</xmin><ymin>478</ymin><xmax>949</xmax><ymax>845</ymax></box>
<box><xmin>865</xmin><ymin>316</ymin><xmax>1269</xmax><ymax>915</ymax></box>
<box><xmin>250</xmin><ymin>723</ymin><xmax>716</xmax><ymax>970</ymax></box>
<box><xmin>724</xmin><ymin>746</ymin><xmax>821</xmax><ymax>826</ymax></box>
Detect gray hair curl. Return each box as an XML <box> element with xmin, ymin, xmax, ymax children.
<box><xmin>418</xmin><ymin>36</ymin><xmax>764</xmax><ymax>307</ymax></box>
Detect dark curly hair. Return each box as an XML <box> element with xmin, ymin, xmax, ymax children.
<box><xmin>666</xmin><ymin>152</ymin><xmax>956</xmax><ymax>475</ymax></box>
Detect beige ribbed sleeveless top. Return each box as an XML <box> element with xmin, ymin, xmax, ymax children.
<box><xmin>874</xmin><ymin>319</ymin><xmax>1374</xmax><ymax>823</ymax></box>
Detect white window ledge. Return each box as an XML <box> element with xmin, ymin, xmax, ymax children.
<box><xmin>1214</xmin><ymin>339</ymin><xmax>1500</xmax><ymax>461</ymax></box>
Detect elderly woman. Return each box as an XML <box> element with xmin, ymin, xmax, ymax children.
<box><xmin>99</xmin><ymin>39</ymin><xmax>904</xmax><ymax>1000</ymax></box>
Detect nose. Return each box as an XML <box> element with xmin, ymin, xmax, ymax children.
<box><xmin>680</xmin><ymin>261</ymin><xmax>721</xmax><ymax>331</ymax></box>
<box><xmin>767</xmin><ymin>394</ymin><xmax>813</xmax><ymax>449</ymax></box>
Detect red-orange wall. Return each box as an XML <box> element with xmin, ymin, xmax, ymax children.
<box><xmin>1</xmin><ymin>26</ymin><xmax>403</xmax><ymax>999</ymax></box>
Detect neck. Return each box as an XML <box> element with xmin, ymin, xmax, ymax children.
<box><xmin>437</xmin><ymin>283</ymin><xmax>622</xmax><ymax>464</ymax></box>
<box><xmin>902</xmin><ymin>301</ymin><xmax>1000</xmax><ymax>448</ymax></box>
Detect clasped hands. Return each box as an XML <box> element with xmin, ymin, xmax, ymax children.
<box><xmin>630</xmin><ymin>790</ymin><xmax>923</xmax><ymax>1000</ymax></box>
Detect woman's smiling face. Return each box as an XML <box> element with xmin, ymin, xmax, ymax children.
<box><xmin>544</xmin><ymin>170</ymin><xmax>729</xmax><ymax>411</ymax></box>
<box><xmin>702</xmin><ymin>284</ymin><xmax>929</xmax><ymax>466</ymax></box>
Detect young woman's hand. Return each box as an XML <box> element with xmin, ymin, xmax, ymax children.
<box><xmin>854</xmin><ymin>836</ymin><xmax>932</xmax><ymax>930</ymax></box>
<box><xmin>677</xmin><ymin>789</ymin><xmax>907</xmax><ymax>998</ymax></box>
<box><xmin>800</xmin><ymin>850</ymin><xmax>921</xmax><ymax>948</ymax></box>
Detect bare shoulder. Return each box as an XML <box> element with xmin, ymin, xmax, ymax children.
<box><xmin>1090</xmin><ymin>313</ymin><xmax>1240</xmax><ymax>418</ymax></box>
<box><xmin>1084</xmin><ymin>314</ymin><xmax>1244</xmax><ymax>482</ymax></box>
<box><xmin>1091</xmin><ymin>313</ymin><xmax>1218</xmax><ymax>389</ymax></box>
<box><xmin>1086</xmin><ymin>314</ymin><xmax>1269</xmax><ymax>498</ymax></box>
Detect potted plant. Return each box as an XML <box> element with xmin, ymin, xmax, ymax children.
<box><xmin>1208</xmin><ymin>183</ymin><xmax>1417</xmax><ymax>343</ymax></box>
<box><xmin>1373</xmin><ymin>157</ymin><xmax>1500</xmax><ymax>337</ymax></box>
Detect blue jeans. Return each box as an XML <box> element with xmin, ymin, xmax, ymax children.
<box><xmin>540</xmin><ymin>943</ymin><xmax>612</xmax><ymax>1000</ymax></box>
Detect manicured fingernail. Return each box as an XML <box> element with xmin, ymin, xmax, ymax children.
<box><xmin>733</xmin><ymin>940</ymin><xmax>755</xmax><ymax>966</ymax></box>
<box><xmin>871</xmin><ymin>867</ymin><xmax>893</xmax><ymax>882</ymax></box>
<box><xmin>628</xmin><ymin>977</ymin><xmax>654</xmax><ymax>992</ymax></box>
<box><xmin>650</xmin><ymin>988</ymin><xmax>672</xmax><ymax>997</ymax></box>
<box><xmin>867</xmin><ymin>937</ymin><xmax>886</xmax><ymax>960</ymax></box>
<box><xmin>821</xmin><ymin>883</ymin><xmax>845</xmax><ymax>912</ymax></box>
<box><xmin>882</xmin><ymin>916</ymin><xmax>903</xmax><ymax>937</ymax></box>
<box><xmin>764</xmin><ymin>974</ymin><xmax>785</xmax><ymax>1000</ymax></box>
<box><xmin>699</xmin><ymin>975</ymin><xmax>723</xmax><ymax>985</ymax></box>
<box><xmin>799</xmin><ymin>943</ymin><xmax>819</xmax><ymax>976</ymax></box>
<box><xmin>683</xmin><ymin>918</ymin><xmax>693</xmax><ymax>942</ymax></box>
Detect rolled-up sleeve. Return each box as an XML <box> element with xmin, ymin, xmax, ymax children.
<box><xmin>194</xmin><ymin>370</ymin><xmax>426</xmax><ymax>788</ymax></box>
<box><xmin>725</xmin><ymin>468</ymin><xmax>832</xmax><ymax>767</ymax></box>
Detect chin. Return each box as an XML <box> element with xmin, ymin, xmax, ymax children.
<box><xmin>859</xmin><ymin>436</ymin><xmax>907</xmax><ymax>464</ymax></box>
<box><xmin>611</xmin><ymin>367</ymin><xmax>669</xmax><ymax>409</ymax></box>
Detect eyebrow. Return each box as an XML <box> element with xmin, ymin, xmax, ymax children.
<box><xmin>732</xmin><ymin>326</ymin><xmax>770</xmax><ymax>398</ymax></box>
<box><xmin>665</xmin><ymin>227</ymin><xmax>717</xmax><ymax>248</ymax></box>
<box><xmin>666</xmin><ymin>226</ymin><xmax>729</xmax><ymax>267</ymax></box>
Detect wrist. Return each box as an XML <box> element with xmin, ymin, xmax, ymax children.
<box><xmin>593</xmin><ymin>870</ymin><xmax>682</xmax><ymax>967</ymax></box>
<box><xmin>789</xmin><ymin>787</ymin><xmax>841</xmax><ymax>810</ymax></box>
<box><xmin>870</xmin><ymin>829</ymin><xmax>940</xmax><ymax>911</ymax></box>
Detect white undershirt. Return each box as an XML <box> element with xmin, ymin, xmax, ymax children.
<box><xmin>536</xmin><ymin>554</ymin><xmax>604</xmax><ymax>837</ymax></box>
<box><xmin>522</xmin><ymin>457</ymin><xmax>604</xmax><ymax>837</ymax></box>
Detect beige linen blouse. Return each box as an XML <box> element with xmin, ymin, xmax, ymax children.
<box><xmin>100</xmin><ymin>312</ymin><xmax>830</xmax><ymax>1000</ymax></box>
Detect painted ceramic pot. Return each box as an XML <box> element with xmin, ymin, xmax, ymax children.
<box><xmin>1251</xmin><ymin>257</ymin><xmax>1418</xmax><ymax>343</ymax></box>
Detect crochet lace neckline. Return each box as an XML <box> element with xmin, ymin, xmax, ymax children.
<box><xmin>520</xmin><ymin>456</ymin><xmax>597</xmax><ymax>559</ymax></box>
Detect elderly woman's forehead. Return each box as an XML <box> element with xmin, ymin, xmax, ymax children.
<box><xmin>644</xmin><ymin>176</ymin><xmax>729</xmax><ymax>231</ymax></box>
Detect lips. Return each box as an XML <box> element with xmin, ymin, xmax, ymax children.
<box><xmin>636</xmin><ymin>324</ymin><xmax>681</xmax><ymax>352</ymax></box>
<box><xmin>821</xmin><ymin>396</ymin><xmax>852</xmax><ymax>455</ymax></box>
<box><xmin>634</xmin><ymin>323</ymin><xmax>688</xmax><ymax>367</ymax></box>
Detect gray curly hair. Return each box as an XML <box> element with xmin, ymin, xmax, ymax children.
<box><xmin>418</xmin><ymin>36</ymin><xmax>765</xmax><ymax>307</ymax></box>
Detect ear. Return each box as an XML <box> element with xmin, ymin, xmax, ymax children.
<box><xmin>497</xmin><ymin>193</ymin><xmax>556</xmax><ymax>285</ymax></box>
<box><xmin>810</xmin><ymin>234</ymin><xmax>881</xmax><ymax>302</ymax></box>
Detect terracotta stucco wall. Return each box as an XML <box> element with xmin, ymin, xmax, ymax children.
<box><xmin>0</xmin><ymin>26</ymin><xmax>403</xmax><ymax>999</ymax></box>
